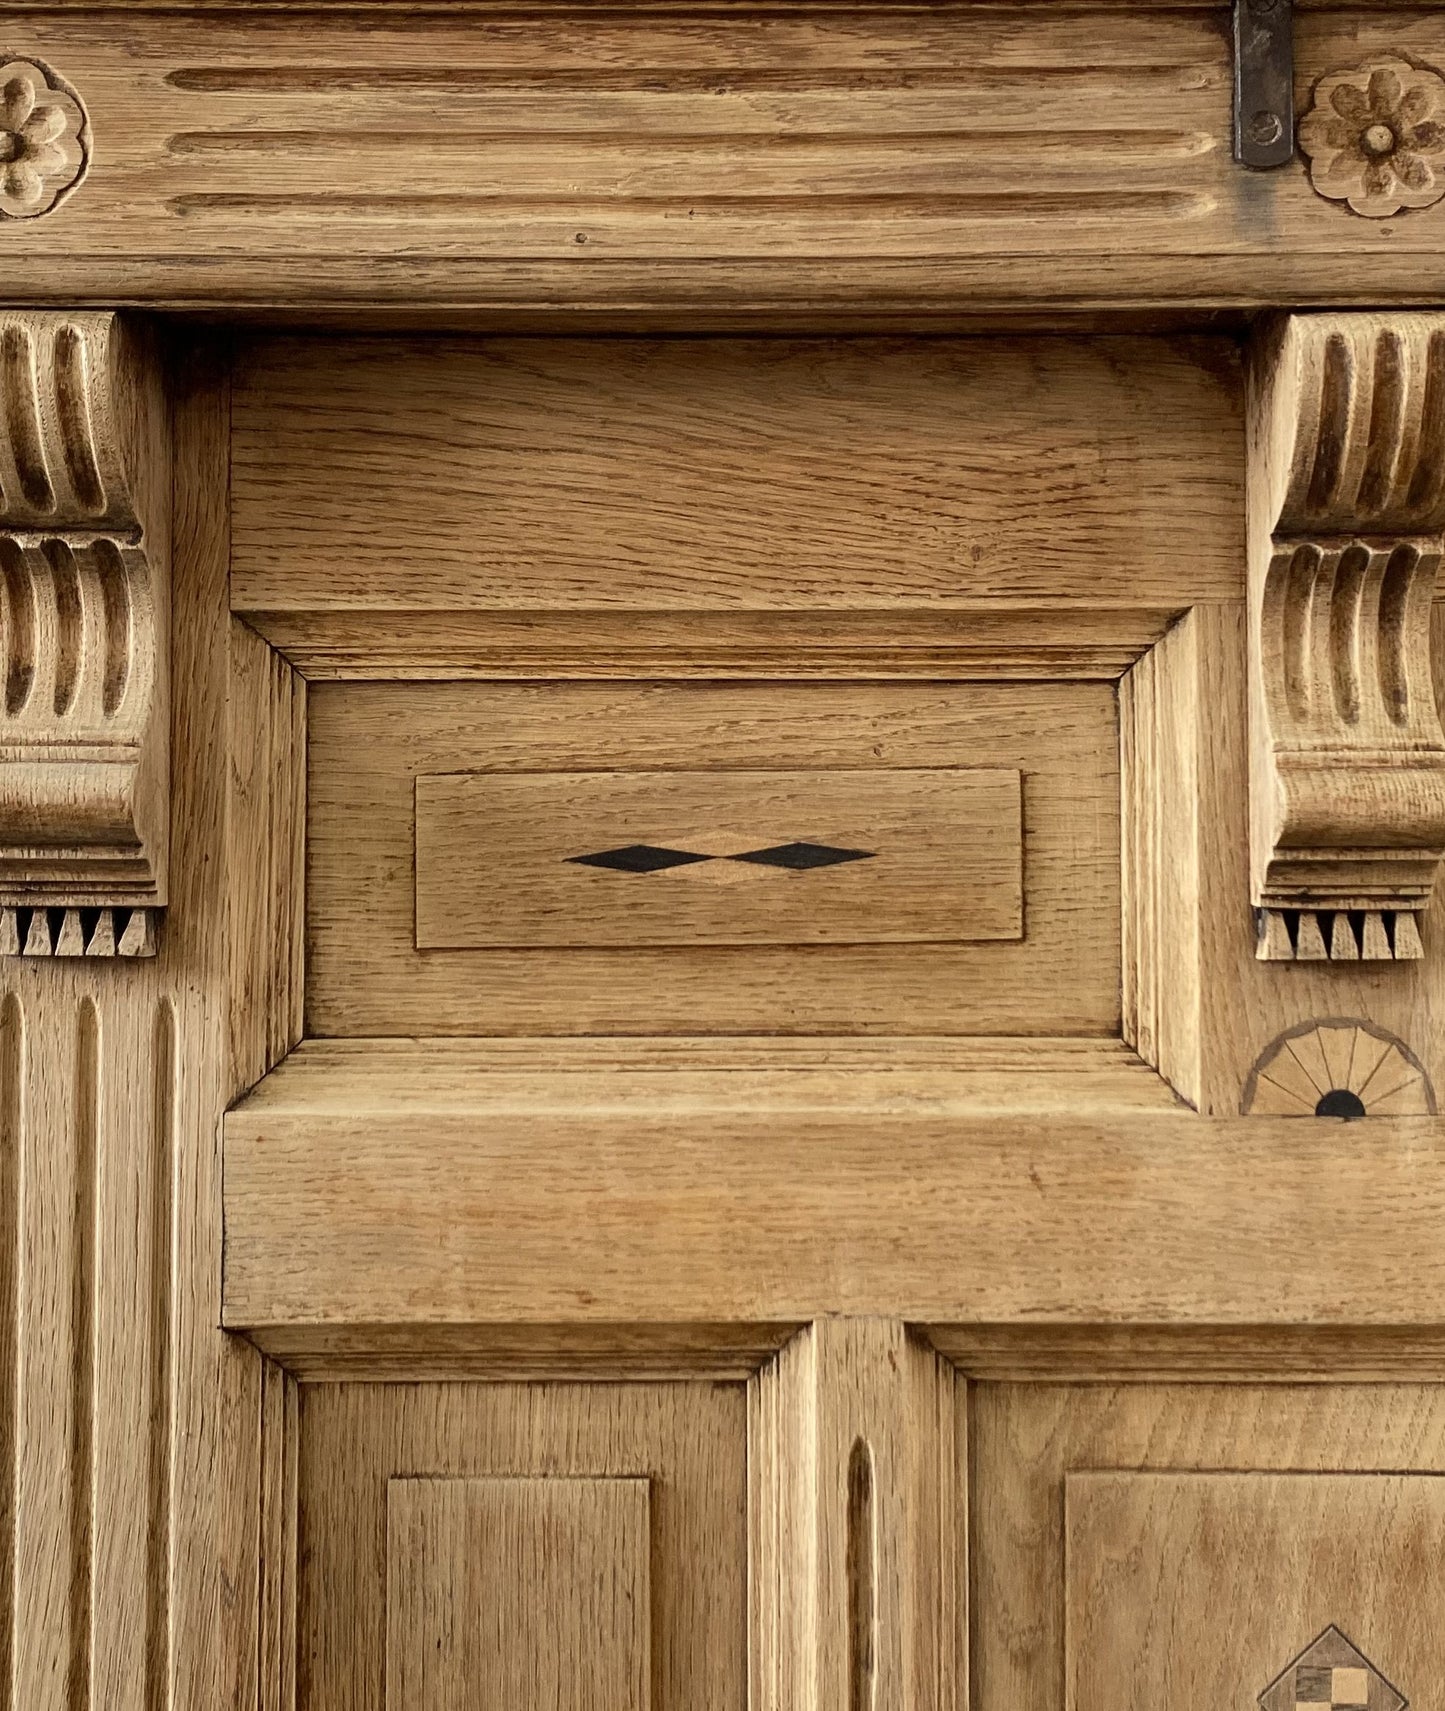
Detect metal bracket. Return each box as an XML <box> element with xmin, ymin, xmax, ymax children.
<box><xmin>1234</xmin><ymin>0</ymin><xmax>1295</xmax><ymax>168</ymax></box>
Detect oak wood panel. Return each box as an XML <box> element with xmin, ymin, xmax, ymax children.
<box><xmin>242</xmin><ymin>607</ymin><xmax>1181</xmax><ymax>683</ymax></box>
<box><xmin>0</xmin><ymin>345</ymin><xmax>294</xmax><ymax>1711</ymax></box>
<box><xmin>307</xmin><ymin>681</ymin><xmax>1119</xmax><ymax>1035</ymax></box>
<box><xmin>415</xmin><ymin>766</ymin><xmax>1022</xmax><ymax>948</ymax></box>
<box><xmin>971</xmin><ymin>1384</ymin><xmax>1445</xmax><ymax>1711</ymax></box>
<box><xmin>0</xmin><ymin>13</ymin><xmax>1440</xmax><ymax>317</ymax></box>
<box><xmin>1067</xmin><ymin>1471</ymin><xmax>1445</xmax><ymax>1711</ymax></box>
<box><xmin>1124</xmin><ymin>602</ymin><xmax>1445</xmax><ymax>1113</ymax></box>
<box><xmin>231</xmin><ymin>336</ymin><xmax>1241</xmax><ymax>619</ymax></box>
<box><xmin>250</xmin><ymin>1319</ymin><xmax>801</xmax><ymax>1383</ymax></box>
<box><xmin>387</xmin><ymin>1476</ymin><xmax>651</xmax><ymax>1711</ymax></box>
<box><xmin>228</xmin><ymin>619</ymin><xmax>305</xmax><ymax>1094</ymax></box>
<box><xmin>751</xmin><ymin>1320</ymin><xmax>959</xmax><ymax>1711</ymax></box>
<box><xmin>223</xmin><ymin>1042</ymin><xmax>1445</xmax><ymax>1333</ymax></box>
<box><xmin>932</xmin><ymin>1323</ymin><xmax>1445</xmax><ymax>1384</ymax></box>
<box><xmin>299</xmin><ymin>1381</ymin><xmax>746</xmax><ymax>1711</ymax></box>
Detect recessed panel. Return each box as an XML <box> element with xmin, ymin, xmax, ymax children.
<box><xmin>300</xmin><ymin>1381</ymin><xmax>745</xmax><ymax>1711</ymax></box>
<box><xmin>1067</xmin><ymin>1472</ymin><xmax>1445</xmax><ymax>1711</ymax></box>
<box><xmin>387</xmin><ymin>1476</ymin><xmax>650</xmax><ymax>1711</ymax></box>
<box><xmin>971</xmin><ymin>1383</ymin><xmax>1445</xmax><ymax>1711</ymax></box>
<box><xmin>308</xmin><ymin>681</ymin><xmax>1118</xmax><ymax>1036</ymax></box>
<box><xmin>415</xmin><ymin>767</ymin><xmax>1021</xmax><ymax>948</ymax></box>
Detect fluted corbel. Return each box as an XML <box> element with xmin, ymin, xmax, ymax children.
<box><xmin>0</xmin><ymin>310</ymin><xmax>168</xmax><ymax>956</ymax></box>
<box><xmin>1249</xmin><ymin>313</ymin><xmax>1445</xmax><ymax>962</ymax></box>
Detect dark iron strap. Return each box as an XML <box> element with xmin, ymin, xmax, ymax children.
<box><xmin>1234</xmin><ymin>0</ymin><xmax>1296</xmax><ymax>168</ymax></box>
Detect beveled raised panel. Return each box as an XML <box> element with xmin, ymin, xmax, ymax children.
<box><xmin>310</xmin><ymin>681</ymin><xmax>1117</xmax><ymax>1036</ymax></box>
<box><xmin>1067</xmin><ymin>1472</ymin><xmax>1443</xmax><ymax>1711</ymax></box>
<box><xmin>300</xmin><ymin>1381</ymin><xmax>746</xmax><ymax>1711</ymax></box>
<box><xmin>415</xmin><ymin>767</ymin><xmax>1021</xmax><ymax>949</ymax></box>
<box><xmin>0</xmin><ymin>309</ymin><xmax>169</xmax><ymax>937</ymax></box>
<box><xmin>387</xmin><ymin>1475</ymin><xmax>651</xmax><ymax>1711</ymax></box>
<box><xmin>972</xmin><ymin>1385</ymin><xmax>1445</xmax><ymax>1711</ymax></box>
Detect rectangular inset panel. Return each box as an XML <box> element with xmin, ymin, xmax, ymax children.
<box><xmin>971</xmin><ymin>1384</ymin><xmax>1445</xmax><ymax>1711</ymax></box>
<box><xmin>309</xmin><ymin>682</ymin><xmax>1117</xmax><ymax>1036</ymax></box>
<box><xmin>299</xmin><ymin>1381</ymin><xmax>745</xmax><ymax>1711</ymax></box>
<box><xmin>1067</xmin><ymin>1471</ymin><xmax>1445</xmax><ymax>1711</ymax></box>
<box><xmin>388</xmin><ymin>1476</ymin><xmax>650</xmax><ymax>1711</ymax></box>
<box><xmin>415</xmin><ymin>767</ymin><xmax>1021</xmax><ymax>948</ymax></box>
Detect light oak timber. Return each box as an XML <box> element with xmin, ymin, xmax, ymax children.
<box><xmin>414</xmin><ymin>766</ymin><xmax>1023</xmax><ymax>949</ymax></box>
<box><xmin>1123</xmin><ymin>601</ymin><xmax>1445</xmax><ymax>1113</ymax></box>
<box><xmin>257</xmin><ymin>1358</ymin><xmax>299</xmax><ymax>1711</ymax></box>
<box><xmin>307</xmin><ymin>681</ymin><xmax>1119</xmax><ymax>1036</ymax></box>
<box><xmin>388</xmin><ymin>1475</ymin><xmax>652</xmax><ymax>1711</ymax></box>
<box><xmin>0</xmin><ymin>312</ymin><xmax>169</xmax><ymax>922</ymax></box>
<box><xmin>971</xmin><ymin>1382</ymin><xmax>1445</xmax><ymax>1711</ymax></box>
<box><xmin>247</xmin><ymin>1320</ymin><xmax>802</xmax><ymax>1383</ymax></box>
<box><xmin>223</xmin><ymin>1038</ymin><xmax>1445</xmax><ymax>1336</ymax></box>
<box><xmin>0</xmin><ymin>343</ymin><xmax>303</xmax><ymax>1711</ymax></box>
<box><xmin>299</xmin><ymin>1381</ymin><xmax>747</xmax><ymax>1711</ymax></box>
<box><xmin>241</xmin><ymin>607</ymin><xmax>1179</xmax><ymax>683</ymax></box>
<box><xmin>930</xmin><ymin>1322</ymin><xmax>1445</xmax><ymax>1383</ymax></box>
<box><xmin>0</xmin><ymin>12</ymin><xmax>1443</xmax><ymax>320</ymax></box>
<box><xmin>231</xmin><ymin>335</ymin><xmax>1241</xmax><ymax>622</ymax></box>
<box><xmin>1067</xmin><ymin>1471</ymin><xmax>1445</xmax><ymax>1711</ymax></box>
<box><xmin>1248</xmin><ymin>313</ymin><xmax>1445</xmax><ymax>956</ymax></box>
<box><xmin>750</xmin><ymin>1320</ymin><xmax>959</xmax><ymax>1711</ymax></box>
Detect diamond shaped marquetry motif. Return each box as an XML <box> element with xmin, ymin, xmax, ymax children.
<box><xmin>1260</xmin><ymin>1627</ymin><xmax>1407</xmax><ymax>1711</ymax></box>
<box><xmin>567</xmin><ymin>840</ymin><xmax>876</xmax><ymax>874</ymax></box>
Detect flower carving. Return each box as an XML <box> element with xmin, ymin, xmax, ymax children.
<box><xmin>0</xmin><ymin>59</ymin><xmax>88</xmax><ymax>220</ymax></box>
<box><xmin>1300</xmin><ymin>57</ymin><xmax>1445</xmax><ymax>218</ymax></box>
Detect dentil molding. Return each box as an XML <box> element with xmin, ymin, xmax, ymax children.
<box><xmin>0</xmin><ymin>310</ymin><xmax>168</xmax><ymax>955</ymax></box>
<box><xmin>1249</xmin><ymin>311</ymin><xmax>1445</xmax><ymax>962</ymax></box>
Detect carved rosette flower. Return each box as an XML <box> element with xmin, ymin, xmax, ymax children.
<box><xmin>0</xmin><ymin>58</ymin><xmax>88</xmax><ymax>220</ymax></box>
<box><xmin>1299</xmin><ymin>56</ymin><xmax>1445</xmax><ymax>218</ymax></box>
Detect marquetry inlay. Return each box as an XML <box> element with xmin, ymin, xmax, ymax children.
<box><xmin>1260</xmin><ymin>1627</ymin><xmax>1407</xmax><ymax>1711</ymax></box>
<box><xmin>568</xmin><ymin>839</ymin><xmax>877</xmax><ymax>876</ymax></box>
<box><xmin>1242</xmin><ymin>1019</ymin><xmax>1435</xmax><ymax>1117</ymax></box>
<box><xmin>1300</xmin><ymin>59</ymin><xmax>1445</xmax><ymax>218</ymax></box>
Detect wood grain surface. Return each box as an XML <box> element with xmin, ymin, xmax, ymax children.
<box><xmin>0</xmin><ymin>11</ymin><xmax>1440</xmax><ymax>317</ymax></box>
<box><xmin>387</xmin><ymin>1475</ymin><xmax>651</xmax><ymax>1711</ymax></box>
<box><xmin>222</xmin><ymin>1038</ymin><xmax>1445</xmax><ymax>1334</ymax></box>
<box><xmin>1067</xmin><ymin>1471</ymin><xmax>1444</xmax><ymax>1711</ymax></box>
<box><xmin>972</xmin><ymin>1383</ymin><xmax>1445</xmax><ymax>1711</ymax></box>
<box><xmin>300</xmin><ymin>1381</ymin><xmax>745</xmax><ymax>1711</ymax></box>
<box><xmin>308</xmin><ymin>681</ymin><xmax>1118</xmax><ymax>1035</ymax></box>
<box><xmin>415</xmin><ymin>766</ymin><xmax>1022</xmax><ymax>948</ymax></box>
<box><xmin>231</xmin><ymin>336</ymin><xmax>1241</xmax><ymax>622</ymax></box>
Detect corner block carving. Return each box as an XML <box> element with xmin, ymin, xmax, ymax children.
<box><xmin>0</xmin><ymin>311</ymin><xmax>169</xmax><ymax>949</ymax></box>
<box><xmin>1249</xmin><ymin>313</ymin><xmax>1445</xmax><ymax>961</ymax></box>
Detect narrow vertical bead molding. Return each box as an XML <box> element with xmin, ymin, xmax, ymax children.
<box><xmin>749</xmin><ymin>1319</ymin><xmax>959</xmax><ymax>1711</ymax></box>
<box><xmin>2</xmin><ymin>985</ymin><xmax>177</xmax><ymax>1711</ymax></box>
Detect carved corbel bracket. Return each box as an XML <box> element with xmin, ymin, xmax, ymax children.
<box><xmin>1250</xmin><ymin>312</ymin><xmax>1445</xmax><ymax>962</ymax></box>
<box><xmin>0</xmin><ymin>311</ymin><xmax>168</xmax><ymax>955</ymax></box>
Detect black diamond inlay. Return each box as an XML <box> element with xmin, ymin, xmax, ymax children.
<box><xmin>567</xmin><ymin>844</ymin><xmax>712</xmax><ymax>873</ymax></box>
<box><xmin>728</xmin><ymin>841</ymin><xmax>876</xmax><ymax>870</ymax></box>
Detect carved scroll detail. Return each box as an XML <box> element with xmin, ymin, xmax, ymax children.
<box><xmin>0</xmin><ymin>312</ymin><xmax>168</xmax><ymax>936</ymax></box>
<box><xmin>1250</xmin><ymin>314</ymin><xmax>1445</xmax><ymax>960</ymax></box>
